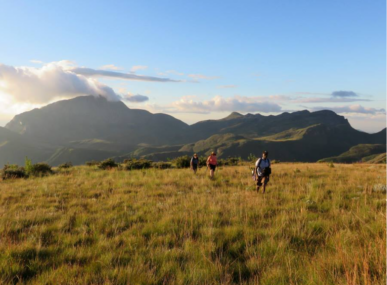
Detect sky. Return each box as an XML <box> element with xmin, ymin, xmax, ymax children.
<box><xmin>0</xmin><ymin>0</ymin><xmax>385</xmax><ymax>133</ymax></box>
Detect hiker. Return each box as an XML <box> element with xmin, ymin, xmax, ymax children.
<box><xmin>206</xmin><ymin>152</ymin><xmax>217</xmax><ymax>178</ymax></box>
<box><xmin>254</xmin><ymin>151</ymin><xmax>271</xmax><ymax>193</ymax></box>
<box><xmin>190</xmin><ymin>153</ymin><xmax>199</xmax><ymax>173</ymax></box>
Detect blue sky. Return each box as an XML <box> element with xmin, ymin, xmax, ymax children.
<box><xmin>0</xmin><ymin>0</ymin><xmax>385</xmax><ymax>132</ymax></box>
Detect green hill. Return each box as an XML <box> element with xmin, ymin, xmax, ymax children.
<box><xmin>318</xmin><ymin>144</ymin><xmax>386</xmax><ymax>163</ymax></box>
<box><xmin>362</xmin><ymin>153</ymin><xmax>386</xmax><ymax>164</ymax></box>
<box><xmin>46</xmin><ymin>147</ymin><xmax>119</xmax><ymax>166</ymax></box>
<box><xmin>175</xmin><ymin>124</ymin><xmax>386</xmax><ymax>162</ymax></box>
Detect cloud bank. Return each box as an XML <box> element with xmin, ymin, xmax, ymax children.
<box><xmin>188</xmin><ymin>74</ymin><xmax>220</xmax><ymax>80</ymax></box>
<box><xmin>123</xmin><ymin>94</ymin><xmax>149</xmax><ymax>103</ymax></box>
<box><xmin>331</xmin><ymin>91</ymin><xmax>358</xmax><ymax>97</ymax></box>
<box><xmin>311</xmin><ymin>104</ymin><xmax>385</xmax><ymax>115</ymax></box>
<box><xmin>0</xmin><ymin>61</ymin><xmax>120</xmax><ymax>103</ymax></box>
<box><xmin>131</xmin><ymin>65</ymin><xmax>148</xmax><ymax>72</ymax></box>
<box><xmin>167</xmin><ymin>95</ymin><xmax>282</xmax><ymax>114</ymax></box>
<box><xmin>100</xmin><ymin>64</ymin><xmax>123</xmax><ymax>70</ymax></box>
<box><xmin>0</xmin><ymin>61</ymin><xmax>178</xmax><ymax>104</ymax></box>
<box><xmin>72</xmin><ymin>67</ymin><xmax>180</xmax><ymax>82</ymax></box>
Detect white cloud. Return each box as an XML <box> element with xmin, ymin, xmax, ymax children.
<box><xmin>0</xmin><ymin>60</ymin><xmax>180</xmax><ymax>105</ymax></box>
<box><xmin>310</xmin><ymin>104</ymin><xmax>385</xmax><ymax>115</ymax></box>
<box><xmin>166</xmin><ymin>70</ymin><xmax>184</xmax><ymax>76</ymax></box>
<box><xmin>188</xmin><ymin>74</ymin><xmax>220</xmax><ymax>80</ymax></box>
<box><xmin>331</xmin><ymin>90</ymin><xmax>358</xmax><ymax>97</ymax></box>
<box><xmin>131</xmin><ymin>65</ymin><xmax>148</xmax><ymax>72</ymax></box>
<box><xmin>346</xmin><ymin>113</ymin><xmax>386</xmax><ymax>133</ymax></box>
<box><xmin>294</xmin><ymin>97</ymin><xmax>371</xmax><ymax>103</ymax></box>
<box><xmin>166</xmin><ymin>95</ymin><xmax>282</xmax><ymax>114</ymax></box>
<box><xmin>123</xmin><ymin>93</ymin><xmax>149</xmax><ymax>103</ymax></box>
<box><xmin>72</xmin><ymin>67</ymin><xmax>179</xmax><ymax>82</ymax></box>
<box><xmin>0</xmin><ymin>61</ymin><xmax>120</xmax><ymax>103</ymax></box>
<box><xmin>30</xmin><ymin>59</ymin><xmax>44</xmax><ymax>64</ymax></box>
<box><xmin>100</xmin><ymin>64</ymin><xmax>123</xmax><ymax>70</ymax></box>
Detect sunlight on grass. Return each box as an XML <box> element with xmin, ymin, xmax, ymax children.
<box><xmin>0</xmin><ymin>163</ymin><xmax>385</xmax><ymax>284</ymax></box>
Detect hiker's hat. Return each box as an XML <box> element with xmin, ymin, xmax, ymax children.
<box><xmin>263</xmin><ymin>151</ymin><xmax>268</xmax><ymax>155</ymax></box>
<box><xmin>211</xmin><ymin>151</ymin><xmax>216</xmax><ymax>155</ymax></box>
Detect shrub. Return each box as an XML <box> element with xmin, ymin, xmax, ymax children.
<box><xmin>58</xmin><ymin>162</ymin><xmax>73</xmax><ymax>169</ymax></box>
<box><xmin>173</xmin><ymin>155</ymin><xmax>191</xmax><ymax>168</ymax></box>
<box><xmin>25</xmin><ymin>157</ymin><xmax>33</xmax><ymax>174</ymax></box>
<box><xmin>224</xmin><ymin>157</ymin><xmax>240</xmax><ymax>166</ymax></box>
<box><xmin>30</xmin><ymin>163</ymin><xmax>53</xmax><ymax>176</ymax></box>
<box><xmin>152</xmin><ymin>161</ymin><xmax>172</xmax><ymax>169</ymax></box>
<box><xmin>98</xmin><ymin>159</ymin><xmax>118</xmax><ymax>170</ymax></box>
<box><xmin>86</xmin><ymin>160</ymin><xmax>100</xmax><ymax>167</ymax></box>
<box><xmin>247</xmin><ymin>153</ymin><xmax>257</xmax><ymax>162</ymax></box>
<box><xmin>1</xmin><ymin>164</ymin><xmax>26</xmax><ymax>180</ymax></box>
<box><xmin>218</xmin><ymin>157</ymin><xmax>240</xmax><ymax>167</ymax></box>
<box><xmin>123</xmin><ymin>159</ymin><xmax>152</xmax><ymax>170</ymax></box>
<box><xmin>198</xmin><ymin>156</ymin><xmax>207</xmax><ymax>167</ymax></box>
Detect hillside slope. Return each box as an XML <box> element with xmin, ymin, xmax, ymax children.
<box><xmin>0</xmin><ymin>127</ymin><xmax>52</xmax><ymax>166</ymax></box>
<box><xmin>177</xmin><ymin>124</ymin><xmax>386</xmax><ymax>162</ymax></box>
<box><xmin>362</xmin><ymin>153</ymin><xmax>386</xmax><ymax>164</ymax></box>
<box><xmin>319</xmin><ymin>144</ymin><xmax>386</xmax><ymax>163</ymax></box>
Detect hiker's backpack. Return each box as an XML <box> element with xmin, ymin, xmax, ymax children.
<box><xmin>257</xmin><ymin>158</ymin><xmax>271</xmax><ymax>176</ymax></box>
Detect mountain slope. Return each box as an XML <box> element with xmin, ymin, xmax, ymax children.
<box><xmin>362</xmin><ymin>153</ymin><xmax>386</xmax><ymax>164</ymax></box>
<box><xmin>46</xmin><ymin>147</ymin><xmax>119</xmax><ymax>166</ymax></box>
<box><xmin>0</xmin><ymin>127</ymin><xmax>51</xmax><ymax>166</ymax></box>
<box><xmin>6</xmin><ymin>95</ymin><xmax>189</xmax><ymax>149</ymax></box>
<box><xmin>318</xmin><ymin>144</ymin><xmax>386</xmax><ymax>163</ymax></box>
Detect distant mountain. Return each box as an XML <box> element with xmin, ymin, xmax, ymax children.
<box><xmin>186</xmin><ymin>109</ymin><xmax>351</xmax><ymax>141</ymax></box>
<box><xmin>318</xmin><ymin>144</ymin><xmax>386</xmax><ymax>163</ymax></box>
<box><xmin>6</xmin><ymin>95</ymin><xmax>189</xmax><ymax>150</ymax></box>
<box><xmin>0</xmin><ymin>127</ymin><xmax>51</xmax><ymax>165</ymax></box>
<box><xmin>2</xmin><ymin>95</ymin><xmax>386</xmax><ymax>165</ymax></box>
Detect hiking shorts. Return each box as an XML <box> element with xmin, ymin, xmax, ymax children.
<box><xmin>257</xmin><ymin>175</ymin><xmax>269</xmax><ymax>186</ymax></box>
<box><xmin>209</xmin><ymin>164</ymin><xmax>216</xmax><ymax>171</ymax></box>
<box><xmin>192</xmin><ymin>164</ymin><xmax>198</xmax><ymax>170</ymax></box>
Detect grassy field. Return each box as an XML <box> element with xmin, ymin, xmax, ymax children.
<box><xmin>0</xmin><ymin>163</ymin><xmax>385</xmax><ymax>284</ymax></box>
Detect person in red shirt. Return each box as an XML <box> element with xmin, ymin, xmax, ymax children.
<box><xmin>206</xmin><ymin>151</ymin><xmax>217</xmax><ymax>178</ymax></box>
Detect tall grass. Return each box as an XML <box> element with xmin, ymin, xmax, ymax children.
<box><xmin>0</xmin><ymin>163</ymin><xmax>385</xmax><ymax>284</ymax></box>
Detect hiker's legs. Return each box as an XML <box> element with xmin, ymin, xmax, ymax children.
<box><xmin>262</xmin><ymin>176</ymin><xmax>269</xmax><ymax>193</ymax></box>
<box><xmin>256</xmin><ymin>176</ymin><xmax>262</xmax><ymax>192</ymax></box>
<box><xmin>209</xmin><ymin>165</ymin><xmax>216</xmax><ymax>178</ymax></box>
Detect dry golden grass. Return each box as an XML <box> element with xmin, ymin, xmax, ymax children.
<box><xmin>0</xmin><ymin>163</ymin><xmax>385</xmax><ymax>284</ymax></box>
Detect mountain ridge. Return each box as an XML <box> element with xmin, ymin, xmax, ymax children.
<box><xmin>2</xmin><ymin>95</ymin><xmax>386</xmax><ymax>165</ymax></box>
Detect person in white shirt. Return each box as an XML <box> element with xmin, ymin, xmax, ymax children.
<box><xmin>254</xmin><ymin>151</ymin><xmax>271</xmax><ymax>193</ymax></box>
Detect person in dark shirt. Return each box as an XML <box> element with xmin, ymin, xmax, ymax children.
<box><xmin>190</xmin><ymin>153</ymin><xmax>199</xmax><ymax>174</ymax></box>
